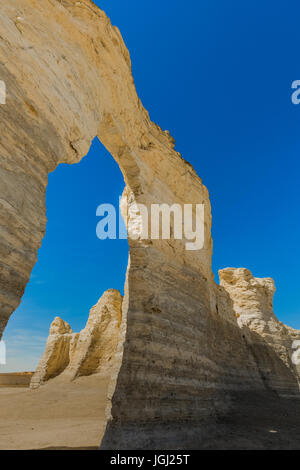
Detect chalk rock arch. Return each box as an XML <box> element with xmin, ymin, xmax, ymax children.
<box><xmin>0</xmin><ymin>0</ymin><xmax>299</xmax><ymax>449</ymax></box>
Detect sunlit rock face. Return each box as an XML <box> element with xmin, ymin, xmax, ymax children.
<box><xmin>220</xmin><ymin>268</ymin><xmax>300</xmax><ymax>393</ymax></box>
<box><xmin>30</xmin><ymin>317</ymin><xmax>77</xmax><ymax>389</ymax></box>
<box><xmin>219</xmin><ymin>268</ymin><xmax>277</xmax><ymax>325</ymax></box>
<box><xmin>0</xmin><ymin>0</ymin><xmax>299</xmax><ymax>449</ymax></box>
<box><xmin>30</xmin><ymin>289</ymin><xmax>122</xmax><ymax>388</ymax></box>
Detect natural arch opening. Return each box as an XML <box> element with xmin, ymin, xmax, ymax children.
<box><xmin>0</xmin><ymin>136</ymin><xmax>130</xmax><ymax>449</ymax></box>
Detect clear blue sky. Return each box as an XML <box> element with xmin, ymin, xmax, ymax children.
<box><xmin>2</xmin><ymin>0</ymin><xmax>300</xmax><ymax>372</ymax></box>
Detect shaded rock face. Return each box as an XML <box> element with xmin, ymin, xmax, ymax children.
<box><xmin>30</xmin><ymin>289</ymin><xmax>122</xmax><ymax>389</ymax></box>
<box><xmin>0</xmin><ymin>0</ymin><xmax>299</xmax><ymax>449</ymax></box>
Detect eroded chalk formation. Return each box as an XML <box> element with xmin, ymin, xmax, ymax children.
<box><xmin>30</xmin><ymin>316</ymin><xmax>76</xmax><ymax>388</ymax></box>
<box><xmin>0</xmin><ymin>0</ymin><xmax>299</xmax><ymax>449</ymax></box>
<box><xmin>30</xmin><ymin>289</ymin><xmax>122</xmax><ymax>388</ymax></box>
<box><xmin>219</xmin><ymin>268</ymin><xmax>300</xmax><ymax>394</ymax></box>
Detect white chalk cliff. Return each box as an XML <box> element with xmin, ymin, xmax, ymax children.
<box><xmin>30</xmin><ymin>289</ymin><xmax>122</xmax><ymax>388</ymax></box>
<box><xmin>0</xmin><ymin>0</ymin><xmax>299</xmax><ymax>449</ymax></box>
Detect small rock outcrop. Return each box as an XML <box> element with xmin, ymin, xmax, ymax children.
<box><xmin>30</xmin><ymin>289</ymin><xmax>122</xmax><ymax>389</ymax></box>
<box><xmin>30</xmin><ymin>317</ymin><xmax>76</xmax><ymax>389</ymax></box>
<box><xmin>219</xmin><ymin>268</ymin><xmax>300</xmax><ymax>392</ymax></box>
<box><xmin>219</xmin><ymin>268</ymin><xmax>277</xmax><ymax>326</ymax></box>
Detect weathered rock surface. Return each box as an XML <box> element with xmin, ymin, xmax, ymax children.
<box><xmin>0</xmin><ymin>0</ymin><xmax>299</xmax><ymax>449</ymax></box>
<box><xmin>30</xmin><ymin>317</ymin><xmax>75</xmax><ymax>389</ymax></box>
<box><xmin>30</xmin><ymin>289</ymin><xmax>122</xmax><ymax>388</ymax></box>
<box><xmin>219</xmin><ymin>268</ymin><xmax>300</xmax><ymax>393</ymax></box>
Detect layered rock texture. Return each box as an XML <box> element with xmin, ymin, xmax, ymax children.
<box><xmin>219</xmin><ymin>269</ymin><xmax>300</xmax><ymax>394</ymax></box>
<box><xmin>30</xmin><ymin>289</ymin><xmax>122</xmax><ymax>388</ymax></box>
<box><xmin>0</xmin><ymin>0</ymin><xmax>299</xmax><ymax>449</ymax></box>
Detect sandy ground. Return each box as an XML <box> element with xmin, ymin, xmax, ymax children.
<box><xmin>1</xmin><ymin>379</ymin><xmax>300</xmax><ymax>449</ymax></box>
<box><xmin>0</xmin><ymin>375</ymin><xmax>109</xmax><ymax>450</ymax></box>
